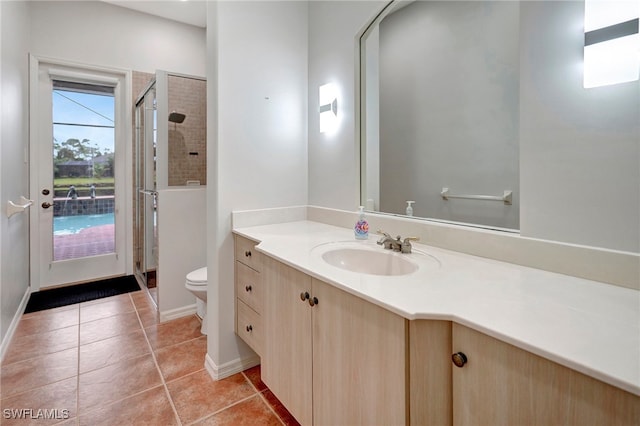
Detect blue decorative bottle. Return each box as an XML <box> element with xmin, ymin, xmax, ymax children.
<box><xmin>354</xmin><ymin>206</ymin><xmax>369</xmax><ymax>240</ymax></box>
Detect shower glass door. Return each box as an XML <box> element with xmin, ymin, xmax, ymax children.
<box><xmin>135</xmin><ymin>84</ymin><xmax>158</xmax><ymax>304</ymax></box>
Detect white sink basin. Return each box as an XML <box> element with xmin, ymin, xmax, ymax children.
<box><xmin>321</xmin><ymin>247</ymin><xmax>419</xmax><ymax>276</ymax></box>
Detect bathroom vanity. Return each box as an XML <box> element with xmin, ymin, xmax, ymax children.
<box><xmin>233</xmin><ymin>220</ymin><xmax>640</xmax><ymax>425</ymax></box>
<box><xmin>234</xmin><ymin>235</ymin><xmax>264</xmax><ymax>355</ymax></box>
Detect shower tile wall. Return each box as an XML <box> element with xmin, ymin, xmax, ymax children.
<box><xmin>167</xmin><ymin>75</ymin><xmax>207</xmax><ymax>186</ymax></box>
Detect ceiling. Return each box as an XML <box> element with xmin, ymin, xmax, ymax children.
<box><xmin>101</xmin><ymin>0</ymin><xmax>207</xmax><ymax>28</ymax></box>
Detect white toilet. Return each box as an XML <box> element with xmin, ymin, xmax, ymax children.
<box><xmin>185</xmin><ymin>266</ymin><xmax>207</xmax><ymax>335</ymax></box>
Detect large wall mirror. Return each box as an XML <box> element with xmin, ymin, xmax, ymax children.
<box><xmin>361</xmin><ymin>0</ymin><xmax>521</xmax><ymax>231</ymax></box>
<box><xmin>360</xmin><ymin>0</ymin><xmax>638</xmax><ymax>234</ymax></box>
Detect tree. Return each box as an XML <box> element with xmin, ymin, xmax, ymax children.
<box><xmin>53</xmin><ymin>138</ymin><xmax>94</xmax><ymax>161</ymax></box>
<box><xmin>53</xmin><ymin>138</ymin><xmax>103</xmax><ymax>178</ymax></box>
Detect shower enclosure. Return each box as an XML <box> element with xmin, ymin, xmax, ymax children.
<box><xmin>134</xmin><ymin>80</ymin><xmax>158</xmax><ymax>303</ymax></box>
<box><xmin>134</xmin><ymin>71</ymin><xmax>207</xmax><ymax>307</ymax></box>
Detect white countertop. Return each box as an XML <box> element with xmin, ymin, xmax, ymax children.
<box><xmin>233</xmin><ymin>220</ymin><xmax>640</xmax><ymax>397</ymax></box>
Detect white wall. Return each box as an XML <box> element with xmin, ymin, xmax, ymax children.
<box><xmin>307</xmin><ymin>0</ymin><xmax>639</xmax><ymax>253</ymax></box>
<box><xmin>157</xmin><ymin>188</ymin><xmax>206</xmax><ymax>319</ymax></box>
<box><xmin>206</xmin><ymin>1</ymin><xmax>309</xmax><ymax>375</ymax></box>
<box><xmin>0</xmin><ymin>0</ymin><xmax>31</xmax><ymax>349</ymax></box>
<box><xmin>28</xmin><ymin>1</ymin><xmax>205</xmax><ymax>76</ymax></box>
<box><xmin>308</xmin><ymin>1</ymin><xmax>387</xmax><ymax>210</ymax></box>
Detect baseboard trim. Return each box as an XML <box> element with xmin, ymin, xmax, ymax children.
<box><xmin>204</xmin><ymin>353</ymin><xmax>260</xmax><ymax>380</ymax></box>
<box><xmin>159</xmin><ymin>304</ymin><xmax>197</xmax><ymax>322</ymax></box>
<box><xmin>0</xmin><ymin>285</ymin><xmax>31</xmax><ymax>362</ymax></box>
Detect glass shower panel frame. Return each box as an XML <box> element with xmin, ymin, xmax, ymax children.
<box><xmin>134</xmin><ymin>84</ymin><xmax>158</xmax><ymax>304</ymax></box>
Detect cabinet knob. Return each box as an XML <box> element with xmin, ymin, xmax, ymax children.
<box><xmin>246</xmin><ymin>325</ymin><xmax>253</xmax><ymax>332</ymax></box>
<box><xmin>452</xmin><ymin>352</ymin><xmax>468</xmax><ymax>368</ymax></box>
<box><xmin>245</xmin><ymin>250</ymin><xmax>252</xmax><ymax>258</ymax></box>
<box><xmin>245</xmin><ymin>285</ymin><xmax>252</xmax><ymax>292</ymax></box>
<box><xmin>309</xmin><ymin>296</ymin><xmax>319</xmax><ymax>307</ymax></box>
<box><xmin>300</xmin><ymin>292</ymin><xmax>310</xmax><ymax>302</ymax></box>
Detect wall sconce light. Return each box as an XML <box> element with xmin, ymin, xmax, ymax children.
<box><xmin>583</xmin><ymin>0</ymin><xmax>639</xmax><ymax>88</ymax></box>
<box><xmin>319</xmin><ymin>83</ymin><xmax>338</xmax><ymax>134</ymax></box>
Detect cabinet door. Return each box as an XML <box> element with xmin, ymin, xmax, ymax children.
<box><xmin>452</xmin><ymin>324</ymin><xmax>640</xmax><ymax>426</ymax></box>
<box><xmin>262</xmin><ymin>257</ymin><xmax>313</xmax><ymax>426</ymax></box>
<box><xmin>410</xmin><ymin>320</ymin><xmax>452</xmax><ymax>426</ymax></box>
<box><xmin>312</xmin><ymin>278</ymin><xmax>408</xmax><ymax>426</ymax></box>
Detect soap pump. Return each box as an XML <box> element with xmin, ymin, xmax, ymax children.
<box><xmin>406</xmin><ymin>201</ymin><xmax>415</xmax><ymax>217</ymax></box>
<box><xmin>354</xmin><ymin>206</ymin><xmax>369</xmax><ymax>240</ymax></box>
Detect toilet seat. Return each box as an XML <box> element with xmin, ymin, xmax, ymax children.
<box><xmin>186</xmin><ymin>266</ymin><xmax>207</xmax><ymax>286</ymax></box>
<box><xmin>185</xmin><ymin>266</ymin><xmax>208</xmax><ymax>335</ymax></box>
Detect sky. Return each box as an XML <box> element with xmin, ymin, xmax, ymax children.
<box><xmin>52</xmin><ymin>90</ymin><xmax>115</xmax><ymax>156</ymax></box>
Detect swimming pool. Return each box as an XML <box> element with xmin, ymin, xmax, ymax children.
<box><xmin>54</xmin><ymin>213</ymin><xmax>114</xmax><ymax>236</ymax></box>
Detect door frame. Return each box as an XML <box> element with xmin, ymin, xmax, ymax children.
<box><xmin>29</xmin><ymin>55</ymin><xmax>133</xmax><ymax>291</ymax></box>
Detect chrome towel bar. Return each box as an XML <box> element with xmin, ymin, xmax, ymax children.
<box><xmin>441</xmin><ymin>188</ymin><xmax>512</xmax><ymax>205</ymax></box>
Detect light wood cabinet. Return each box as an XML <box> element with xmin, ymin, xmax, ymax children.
<box><xmin>234</xmin><ymin>235</ymin><xmax>263</xmax><ymax>355</ymax></box>
<box><xmin>451</xmin><ymin>323</ymin><xmax>640</xmax><ymax>426</ymax></box>
<box><xmin>262</xmin><ymin>255</ymin><xmax>408</xmax><ymax>426</ymax></box>
<box><xmin>249</xmin><ymin>243</ymin><xmax>639</xmax><ymax>426</ymax></box>
<box><xmin>409</xmin><ymin>320</ymin><xmax>452</xmax><ymax>426</ymax></box>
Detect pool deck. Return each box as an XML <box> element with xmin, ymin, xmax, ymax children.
<box><xmin>54</xmin><ymin>224</ymin><xmax>115</xmax><ymax>261</ymax></box>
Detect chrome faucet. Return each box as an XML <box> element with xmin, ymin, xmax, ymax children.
<box><xmin>376</xmin><ymin>230</ymin><xmax>419</xmax><ymax>253</ymax></box>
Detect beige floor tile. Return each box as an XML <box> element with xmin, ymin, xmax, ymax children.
<box><xmin>49</xmin><ymin>418</ymin><xmax>78</xmax><ymax>426</ymax></box>
<box><xmin>262</xmin><ymin>390</ymin><xmax>300</xmax><ymax>426</ymax></box>
<box><xmin>0</xmin><ymin>348</ymin><xmax>78</xmax><ymax>398</ymax></box>
<box><xmin>166</xmin><ymin>370</ymin><xmax>256</xmax><ymax>425</ymax></box>
<box><xmin>136</xmin><ymin>307</ymin><xmax>159</xmax><ymax>329</ymax></box>
<box><xmin>22</xmin><ymin>303</ymin><xmax>78</xmax><ymax>318</ymax></box>
<box><xmin>79</xmin><ymin>329</ymin><xmax>150</xmax><ymax>374</ymax></box>
<box><xmin>79</xmin><ymin>297</ymin><xmax>135</xmax><ymax>323</ymax></box>
<box><xmin>193</xmin><ymin>394</ymin><xmax>282</xmax><ymax>426</ymax></box>
<box><xmin>79</xmin><ymin>311</ymin><xmax>142</xmax><ymax>345</ymax></box>
<box><xmin>78</xmin><ymin>386</ymin><xmax>177</xmax><ymax>426</ymax></box>
<box><xmin>155</xmin><ymin>336</ymin><xmax>206</xmax><ymax>382</ymax></box>
<box><xmin>144</xmin><ymin>315</ymin><xmax>203</xmax><ymax>350</ymax></box>
<box><xmin>0</xmin><ymin>377</ymin><xmax>77</xmax><ymax>426</ymax></box>
<box><xmin>3</xmin><ymin>326</ymin><xmax>78</xmax><ymax>365</ymax></box>
<box><xmin>78</xmin><ymin>353</ymin><xmax>161</xmax><ymax>413</ymax></box>
<box><xmin>130</xmin><ymin>291</ymin><xmax>156</xmax><ymax>312</ymax></box>
<box><xmin>241</xmin><ymin>364</ymin><xmax>267</xmax><ymax>393</ymax></box>
<box><xmin>14</xmin><ymin>307</ymin><xmax>79</xmax><ymax>339</ymax></box>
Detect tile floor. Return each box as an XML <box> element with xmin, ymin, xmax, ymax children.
<box><xmin>1</xmin><ymin>290</ymin><xmax>299</xmax><ymax>425</ymax></box>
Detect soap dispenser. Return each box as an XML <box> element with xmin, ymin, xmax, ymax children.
<box><xmin>354</xmin><ymin>206</ymin><xmax>369</xmax><ymax>240</ymax></box>
<box><xmin>406</xmin><ymin>201</ymin><xmax>415</xmax><ymax>217</ymax></box>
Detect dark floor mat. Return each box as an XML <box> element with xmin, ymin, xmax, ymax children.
<box><xmin>24</xmin><ymin>275</ymin><xmax>141</xmax><ymax>313</ymax></box>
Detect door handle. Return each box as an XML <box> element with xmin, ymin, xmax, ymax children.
<box><xmin>41</xmin><ymin>202</ymin><xmax>53</xmax><ymax>209</ymax></box>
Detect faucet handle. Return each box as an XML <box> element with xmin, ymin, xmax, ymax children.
<box><xmin>403</xmin><ymin>236</ymin><xmax>419</xmax><ymax>243</ymax></box>
<box><xmin>401</xmin><ymin>236</ymin><xmax>419</xmax><ymax>254</ymax></box>
<box><xmin>376</xmin><ymin>230</ymin><xmax>391</xmax><ymax>237</ymax></box>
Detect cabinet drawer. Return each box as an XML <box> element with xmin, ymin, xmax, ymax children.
<box><xmin>235</xmin><ymin>235</ymin><xmax>262</xmax><ymax>271</ymax></box>
<box><xmin>237</xmin><ymin>299</ymin><xmax>262</xmax><ymax>356</ymax></box>
<box><xmin>236</xmin><ymin>261</ymin><xmax>262</xmax><ymax>313</ymax></box>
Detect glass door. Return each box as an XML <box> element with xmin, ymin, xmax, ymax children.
<box><xmin>31</xmin><ymin>59</ymin><xmax>126</xmax><ymax>289</ymax></box>
<box><xmin>134</xmin><ymin>84</ymin><xmax>158</xmax><ymax>304</ymax></box>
